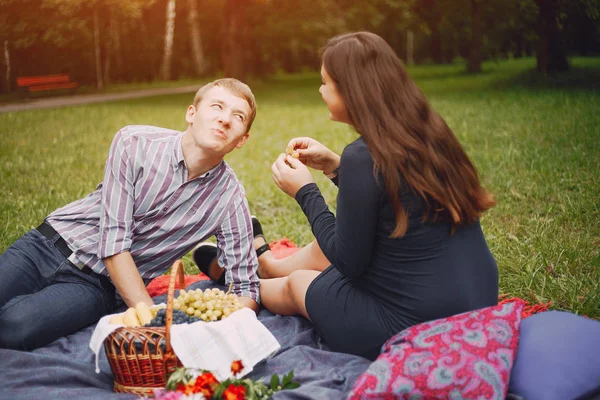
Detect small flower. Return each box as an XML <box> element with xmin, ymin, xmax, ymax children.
<box><xmin>222</xmin><ymin>384</ymin><xmax>247</xmax><ymax>400</ymax></box>
<box><xmin>193</xmin><ymin>371</ymin><xmax>219</xmax><ymax>397</ymax></box>
<box><xmin>230</xmin><ymin>360</ymin><xmax>244</xmax><ymax>376</ymax></box>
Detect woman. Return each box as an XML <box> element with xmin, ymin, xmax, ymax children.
<box><xmin>196</xmin><ymin>31</ymin><xmax>499</xmax><ymax>361</ymax></box>
<box><xmin>259</xmin><ymin>31</ymin><xmax>498</xmax><ymax>361</ymax></box>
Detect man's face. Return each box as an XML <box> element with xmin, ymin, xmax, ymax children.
<box><xmin>185</xmin><ymin>86</ymin><xmax>251</xmax><ymax>156</ymax></box>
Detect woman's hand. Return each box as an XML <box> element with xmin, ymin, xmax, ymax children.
<box><xmin>287</xmin><ymin>137</ymin><xmax>340</xmax><ymax>175</ymax></box>
<box><xmin>271</xmin><ymin>154</ymin><xmax>314</xmax><ymax>198</ymax></box>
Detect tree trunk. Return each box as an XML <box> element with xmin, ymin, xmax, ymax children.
<box><xmin>94</xmin><ymin>8</ymin><xmax>104</xmax><ymax>90</ymax></box>
<box><xmin>467</xmin><ymin>0</ymin><xmax>482</xmax><ymax>73</ymax></box>
<box><xmin>407</xmin><ymin>30</ymin><xmax>414</xmax><ymax>65</ymax></box>
<box><xmin>430</xmin><ymin>27</ymin><xmax>443</xmax><ymax>64</ymax></box>
<box><xmin>3</xmin><ymin>40</ymin><xmax>10</xmax><ymax>93</ymax></box>
<box><xmin>221</xmin><ymin>0</ymin><xmax>246</xmax><ymax>80</ymax></box>
<box><xmin>109</xmin><ymin>13</ymin><xmax>123</xmax><ymax>82</ymax></box>
<box><xmin>535</xmin><ymin>0</ymin><xmax>569</xmax><ymax>74</ymax></box>
<box><xmin>160</xmin><ymin>0</ymin><xmax>176</xmax><ymax>81</ymax></box>
<box><xmin>187</xmin><ymin>0</ymin><xmax>206</xmax><ymax>76</ymax></box>
<box><xmin>103</xmin><ymin>10</ymin><xmax>111</xmax><ymax>85</ymax></box>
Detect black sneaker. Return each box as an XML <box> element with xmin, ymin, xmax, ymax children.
<box><xmin>192</xmin><ymin>242</ymin><xmax>225</xmax><ymax>285</ymax></box>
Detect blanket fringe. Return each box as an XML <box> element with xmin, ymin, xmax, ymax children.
<box><xmin>498</xmin><ymin>295</ymin><xmax>552</xmax><ymax>319</ymax></box>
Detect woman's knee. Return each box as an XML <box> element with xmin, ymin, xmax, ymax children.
<box><xmin>286</xmin><ymin>270</ymin><xmax>318</xmax><ymax>316</ymax></box>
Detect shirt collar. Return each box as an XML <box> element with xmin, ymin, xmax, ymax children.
<box><xmin>173</xmin><ymin>132</ymin><xmax>225</xmax><ymax>179</ymax></box>
<box><xmin>173</xmin><ymin>132</ymin><xmax>186</xmax><ymax>171</ymax></box>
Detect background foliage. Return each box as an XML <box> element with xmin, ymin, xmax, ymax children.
<box><xmin>1</xmin><ymin>0</ymin><xmax>599</xmax><ymax>93</ymax></box>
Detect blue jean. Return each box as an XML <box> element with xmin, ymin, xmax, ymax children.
<box><xmin>0</xmin><ymin>229</ymin><xmax>118</xmax><ymax>350</ymax></box>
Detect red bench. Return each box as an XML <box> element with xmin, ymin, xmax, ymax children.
<box><xmin>16</xmin><ymin>74</ymin><xmax>78</xmax><ymax>94</ymax></box>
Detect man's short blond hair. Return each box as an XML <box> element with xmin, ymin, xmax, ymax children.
<box><xmin>193</xmin><ymin>78</ymin><xmax>257</xmax><ymax>132</ymax></box>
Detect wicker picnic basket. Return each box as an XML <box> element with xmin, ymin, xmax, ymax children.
<box><xmin>104</xmin><ymin>260</ymin><xmax>186</xmax><ymax>396</ymax></box>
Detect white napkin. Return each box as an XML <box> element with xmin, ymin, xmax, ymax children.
<box><xmin>89</xmin><ymin>307</ymin><xmax>280</xmax><ymax>380</ymax></box>
<box><xmin>89</xmin><ymin>313</ymin><xmax>125</xmax><ymax>373</ymax></box>
<box><xmin>170</xmin><ymin>308</ymin><xmax>280</xmax><ymax>381</ymax></box>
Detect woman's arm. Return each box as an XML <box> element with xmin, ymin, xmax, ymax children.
<box><xmin>296</xmin><ymin>141</ymin><xmax>382</xmax><ymax>278</ymax></box>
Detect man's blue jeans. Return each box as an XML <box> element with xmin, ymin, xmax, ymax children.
<box><xmin>0</xmin><ymin>229</ymin><xmax>118</xmax><ymax>350</ymax></box>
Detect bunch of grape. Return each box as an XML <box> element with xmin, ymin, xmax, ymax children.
<box><xmin>145</xmin><ymin>308</ymin><xmax>201</xmax><ymax>327</ymax></box>
<box><xmin>172</xmin><ymin>287</ymin><xmax>243</xmax><ymax>322</ymax></box>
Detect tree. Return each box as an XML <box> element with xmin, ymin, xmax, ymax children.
<box><xmin>220</xmin><ymin>0</ymin><xmax>247</xmax><ymax>80</ymax></box>
<box><xmin>187</xmin><ymin>0</ymin><xmax>206</xmax><ymax>76</ymax></box>
<box><xmin>160</xmin><ymin>0</ymin><xmax>176</xmax><ymax>80</ymax></box>
<box><xmin>524</xmin><ymin>0</ymin><xmax>600</xmax><ymax>74</ymax></box>
<box><xmin>467</xmin><ymin>0</ymin><xmax>483</xmax><ymax>73</ymax></box>
<box><xmin>535</xmin><ymin>0</ymin><xmax>569</xmax><ymax>73</ymax></box>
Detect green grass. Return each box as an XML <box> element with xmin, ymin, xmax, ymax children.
<box><xmin>1</xmin><ymin>57</ymin><xmax>599</xmax><ymax>318</ymax></box>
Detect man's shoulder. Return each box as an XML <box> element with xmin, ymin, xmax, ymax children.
<box><xmin>219</xmin><ymin>161</ymin><xmax>247</xmax><ymax>196</ymax></box>
<box><xmin>220</xmin><ymin>161</ymin><xmax>243</xmax><ymax>185</ymax></box>
<box><xmin>116</xmin><ymin>125</ymin><xmax>182</xmax><ymax>142</ymax></box>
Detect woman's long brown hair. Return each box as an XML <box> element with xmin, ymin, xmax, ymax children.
<box><xmin>321</xmin><ymin>32</ymin><xmax>495</xmax><ymax>237</ymax></box>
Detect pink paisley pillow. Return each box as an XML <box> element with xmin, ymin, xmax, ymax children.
<box><xmin>348</xmin><ymin>301</ymin><xmax>524</xmax><ymax>400</ymax></box>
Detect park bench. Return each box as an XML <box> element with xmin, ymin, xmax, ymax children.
<box><xmin>16</xmin><ymin>74</ymin><xmax>78</xmax><ymax>94</ymax></box>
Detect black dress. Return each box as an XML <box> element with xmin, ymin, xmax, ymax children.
<box><xmin>296</xmin><ymin>138</ymin><xmax>498</xmax><ymax>361</ymax></box>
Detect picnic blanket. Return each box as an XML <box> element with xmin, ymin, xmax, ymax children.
<box><xmin>0</xmin><ymin>238</ymin><xmax>551</xmax><ymax>400</ymax></box>
<box><xmin>0</xmin><ymin>239</ymin><xmax>371</xmax><ymax>400</ymax></box>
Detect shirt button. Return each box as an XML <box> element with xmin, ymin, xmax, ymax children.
<box><xmin>163</xmin><ymin>207</ymin><xmax>168</xmax><ymax>212</ymax></box>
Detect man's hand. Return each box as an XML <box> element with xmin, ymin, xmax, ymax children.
<box><xmin>238</xmin><ymin>296</ymin><xmax>260</xmax><ymax>313</ymax></box>
<box><xmin>287</xmin><ymin>137</ymin><xmax>340</xmax><ymax>175</ymax></box>
<box><xmin>104</xmin><ymin>252</ymin><xmax>154</xmax><ymax>308</ymax></box>
<box><xmin>271</xmin><ymin>154</ymin><xmax>314</xmax><ymax>198</ymax></box>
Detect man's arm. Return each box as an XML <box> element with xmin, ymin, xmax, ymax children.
<box><xmin>97</xmin><ymin>128</ymin><xmax>147</xmax><ymax>304</ymax></box>
<box><xmin>104</xmin><ymin>252</ymin><xmax>153</xmax><ymax>307</ymax></box>
<box><xmin>216</xmin><ymin>195</ymin><xmax>261</xmax><ymax>312</ymax></box>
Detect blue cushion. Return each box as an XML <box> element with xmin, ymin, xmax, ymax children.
<box><xmin>508</xmin><ymin>311</ymin><xmax>600</xmax><ymax>400</ymax></box>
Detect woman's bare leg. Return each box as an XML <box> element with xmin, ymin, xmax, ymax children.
<box><xmin>257</xmin><ymin>239</ymin><xmax>330</xmax><ymax>279</ymax></box>
<box><xmin>259</xmin><ymin>270</ymin><xmax>320</xmax><ymax>318</ymax></box>
<box><xmin>201</xmin><ymin>238</ymin><xmax>330</xmax><ymax>281</ymax></box>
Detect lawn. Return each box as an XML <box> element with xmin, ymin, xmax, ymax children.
<box><xmin>1</xmin><ymin>57</ymin><xmax>598</xmax><ymax>318</ymax></box>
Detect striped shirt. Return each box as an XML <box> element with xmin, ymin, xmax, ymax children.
<box><xmin>46</xmin><ymin>125</ymin><xmax>259</xmax><ymax>302</ymax></box>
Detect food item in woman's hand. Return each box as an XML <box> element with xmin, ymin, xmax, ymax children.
<box><xmin>286</xmin><ymin>146</ymin><xmax>300</xmax><ymax>159</ymax></box>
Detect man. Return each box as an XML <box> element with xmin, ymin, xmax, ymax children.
<box><xmin>0</xmin><ymin>78</ymin><xmax>260</xmax><ymax>351</ymax></box>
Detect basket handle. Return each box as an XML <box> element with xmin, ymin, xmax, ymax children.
<box><xmin>164</xmin><ymin>260</ymin><xmax>185</xmax><ymax>360</ymax></box>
